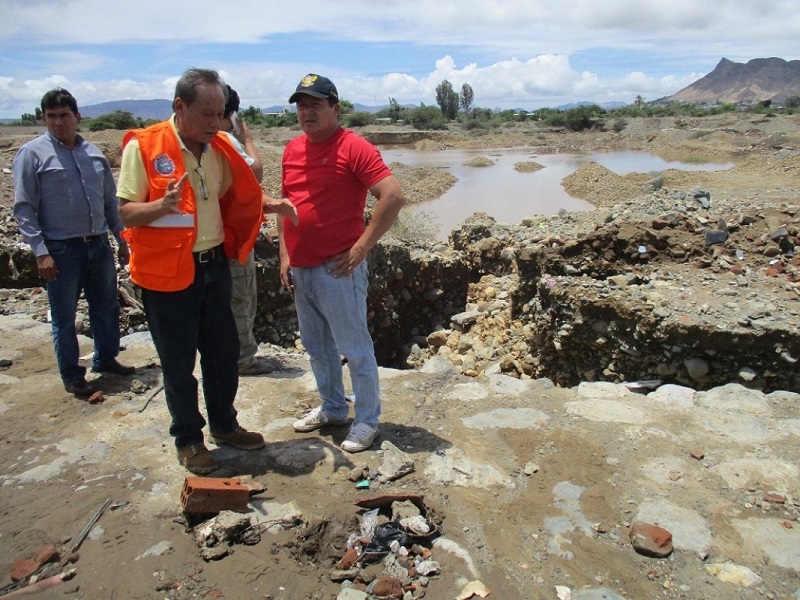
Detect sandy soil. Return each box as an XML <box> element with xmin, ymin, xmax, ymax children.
<box><xmin>0</xmin><ymin>115</ymin><xmax>799</xmax><ymax>600</ymax></box>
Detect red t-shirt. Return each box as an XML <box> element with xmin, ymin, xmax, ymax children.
<box><xmin>281</xmin><ymin>127</ymin><xmax>392</xmax><ymax>267</ymax></box>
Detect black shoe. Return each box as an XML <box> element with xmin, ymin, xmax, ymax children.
<box><xmin>65</xmin><ymin>378</ymin><xmax>96</xmax><ymax>398</ymax></box>
<box><xmin>92</xmin><ymin>360</ymin><xmax>135</xmax><ymax>376</ymax></box>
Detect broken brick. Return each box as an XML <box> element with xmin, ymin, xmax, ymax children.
<box><xmin>629</xmin><ymin>521</ymin><xmax>673</xmax><ymax>558</ymax></box>
<box><xmin>763</xmin><ymin>492</ymin><xmax>786</xmax><ymax>504</ymax></box>
<box><xmin>33</xmin><ymin>544</ymin><xmax>59</xmax><ymax>565</ymax></box>
<box><xmin>10</xmin><ymin>558</ymin><xmax>39</xmax><ymax>582</ymax></box>
<box><xmin>337</xmin><ymin>547</ymin><xmax>359</xmax><ymax>569</ymax></box>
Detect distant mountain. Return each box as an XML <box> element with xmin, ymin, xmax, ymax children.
<box><xmin>667</xmin><ymin>57</ymin><xmax>800</xmax><ymax>105</ymax></box>
<box><xmin>75</xmin><ymin>98</ymin><xmax>628</xmax><ymax>120</ymax></box>
<box><xmin>80</xmin><ymin>99</ymin><xmax>173</xmax><ymax>120</ymax></box>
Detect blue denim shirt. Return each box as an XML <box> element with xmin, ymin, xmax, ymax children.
<box><xmin>12</xmin><ymin>131</ymin><xmax>124</xmax><ymax>257</ymax></box>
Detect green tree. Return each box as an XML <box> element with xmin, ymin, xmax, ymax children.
<box><xmin>405</xmin><ymin>105</ymin><xmax>448</xmax><ymax>130</ymax></box>
<box><xmin>343</xmin><ymin>112</ymin><xmax>374</xmax><ymax>127</ymax></box>
<box><xmin>20</xmin><ymin>112</ymin><xmax>37</xmax><ymax>124</ymax></box>
<box><xmin>85</xmin><ymin>110</ymin><xmax>140</xmax><ymax>131</ymax></box>
<box><xmin>563</xmin><ymin>104</ymin><xmax>605</xmax><ymax>131</ymax></box>
<box><xmin>435</xmin><ymin>80</ymin><xmax>459</xmax><ymax>120</ymax></box>
<box><xmin>494</xmin><ymin>109</ymin><xmax>516</xmax><ymax>122</ymax></box>
<box><xmin>785</xmin><ymin>96</ymin><xmax>800</xmax><ymax>108</ymax></box>
<box><xmin>460</xmin><ymin>83</ymin><xmax>474</xmax><ymax>114</ymax></box>
<box><xmin>387</xmin><ymin>97</ymin><xmax>403</xmax><ymax>123</ymax></box>
<box><xmin>340</xmin><ymin>99</ymin><xmax>355</xmax><ymax>115</ymax></box>
<box><xmin>242</xmin><ymin>105</ymin><xmax>262</xmax><ymax>120</ymax></box>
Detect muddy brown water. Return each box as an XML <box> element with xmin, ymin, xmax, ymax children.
<box><xmin>382</xmin><ymin>148</ymin><xmax>734</xmax><ymax>240</ymax></box>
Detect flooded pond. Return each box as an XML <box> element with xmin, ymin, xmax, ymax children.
<box><xmin>381</xmin><ymin>148</ymin><xmax>734</xmax><ymax>240</ymax></box>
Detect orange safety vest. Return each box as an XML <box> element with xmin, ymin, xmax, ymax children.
<box><xmin>121</xmin><ymin>121</ymin><xmax>263</xmax><ymax>292</ymax></box>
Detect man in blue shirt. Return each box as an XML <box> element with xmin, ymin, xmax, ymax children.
<box><xmin>13</xmin><ymin>88</ymin><xmax>134</xmax><ymax>398</ymax></box>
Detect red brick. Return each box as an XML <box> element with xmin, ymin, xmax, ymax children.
<box><xmin>32</xmin><ymin>544</ymin><xmax>59</xmax><ymax>565</ymax></box>
<box><xmin>629</xmin><ymin>521</ymin><xmax>673</xmax><ymax>558</ymax></box>
<box><xmin>181</xmin><ymin>477</ymin><xmax>250</xmax><ymax>514</ymax></box>
<box><xmin>372</xmin><ymin>575</ymin><xmax>404</xmax><ymax>598</ymax></box>
<box><xmin>337</xmin><ymin>547</ymin><xmax>359</xmax><ymax>569</ymax></box>
<box><xmin>763</xmin><ymin>492</ymin><xmax>786</xmax><ymax>504</ymax></box>
<box><xmin>10</xmin><ymin>558</ymin><xmax>39</xmax><ymax>582</ymax></box>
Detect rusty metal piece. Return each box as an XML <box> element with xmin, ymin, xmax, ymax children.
<box><xmin>181</xmin><ymin>477</ymin><xmax>250</xmax><ymax>514</ymax></box>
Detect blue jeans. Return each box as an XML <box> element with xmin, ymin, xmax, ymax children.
<box><xmin>141</xmin><ymin>249</ymin><xmax>240</xmax><ymax>447</ymax></box>
<box><xmin>44</xmin><ymin>236</ymin><xmax>121</xmax><ymax>384</ymax></box>
<box><xmin>292</xmin><ymin>260</ymin><xmax>380</xmax><ymax>427</ymax></box>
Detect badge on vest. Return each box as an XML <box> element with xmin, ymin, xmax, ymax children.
<box><xmin>153</xmin><ymin>154</ymin><xmax>175</xmax><ymax>175</ymax></box>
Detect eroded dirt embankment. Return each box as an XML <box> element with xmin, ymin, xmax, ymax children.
<box><xmin>1</xmin><ymin>116</ymin><xmax>799</xmax><ymax>393</ymax></box>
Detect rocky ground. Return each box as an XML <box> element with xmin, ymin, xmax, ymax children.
<box><xmin>0</xmin><ymin>115</ymin><xmax>799</xmax><ymax>599</ymax></box>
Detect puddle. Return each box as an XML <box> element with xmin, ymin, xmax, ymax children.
<box><xmin>382</xmin><ymin>148</ymin><xmax>734</xmax><ymax>240</ymax></box>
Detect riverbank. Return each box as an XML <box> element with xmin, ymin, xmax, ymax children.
<box><xmin>0</xmin><ymin>114</ymin><xmax>799</xmax><ymax>599</ymax></box>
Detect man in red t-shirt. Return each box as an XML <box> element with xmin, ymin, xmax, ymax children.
<box><xmin>278</xmin><ymin>73</ymin><xmax>405</xmax><ymax>452</ymax></box>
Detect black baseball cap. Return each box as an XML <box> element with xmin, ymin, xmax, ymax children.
<box><xmin>288</xmin><ymin>73</ymin><xmax>339</xmax><ymax>104</ymax></box>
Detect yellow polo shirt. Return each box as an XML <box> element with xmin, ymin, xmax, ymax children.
<box><xmin>117</xmin><ymin>115</ymin><xmax>233</xmax><ymax>252</ymax></box>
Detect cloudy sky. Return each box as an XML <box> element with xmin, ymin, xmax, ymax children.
<box><xmin>1</xmin><ymin>0</ymin><xmax>798</xmax><ymax>118</ymax></box>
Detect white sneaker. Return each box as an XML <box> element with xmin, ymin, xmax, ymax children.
<box><xmin>341</xmin><ymin>423</ymin><xmax>378</xmax><ymax>453</ymax></box>
<box><xmin>293</xmin><ymin>406</ymin><xmax>348</xmax><ymax>432</ymax></box>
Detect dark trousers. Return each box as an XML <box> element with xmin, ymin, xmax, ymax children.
<box><xmin>45</xmin><ymin>235</ymin><xmax>120</xmax><ymax>384</ymax></box>
<box><xmin>141</xmin><ymin>248</ymin><xmax>240</xmax><ymax>447</ymax></box>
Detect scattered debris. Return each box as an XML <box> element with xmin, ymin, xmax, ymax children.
<box><xmin>194</xmin><ymin>511</ymin><xmax>259</xmax><ymax>561</ymax></box>
<box><xmin>0</xmin><ymin>569</ymin><xmax>76</xmax><ymax>600</ymax></box>
<box><xmin>10</xmin><ymin>544</ymin><xmax>59</xmax><ymax>582</ymax></box>
<box><xmin>1</xmin><ymin>498</ymin><xmax>111</xmax><ymax>597</ymax></box>
<box><xmin>294</xmin><ymin>494</ymin><xmax>448</xmax><ymax>597</ymax></box>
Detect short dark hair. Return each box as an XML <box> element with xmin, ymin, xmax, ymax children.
<box><xmin>41</xmin><ymin>88</ymin><xmax>78</xmax><ymax>115</ymax></box>
<box><xmin>224</xmin><ymin>85</ymin><xmax>240</xmax><ymax>118</ymax></box>
<box><xmin>173</xmin><ymin>68</ymin><xmax>227</xmax><ymax>109</ymax></box>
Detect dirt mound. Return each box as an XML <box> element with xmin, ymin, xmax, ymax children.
<box><xmin>562</xmin><ymin>162</ymin><xmax>648</xmax><ymax>207</ymax></box>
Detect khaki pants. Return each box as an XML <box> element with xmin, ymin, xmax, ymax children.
<box><xmin>229</xmin><ymin>250</ymin><xmax>258</xmax><ymax>368</ymax></box>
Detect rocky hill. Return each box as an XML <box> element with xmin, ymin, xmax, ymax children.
<box><xmin>668</xmin><ymin>57</ymin><xmax>800</xmax><ymax>105</ymax></box>
<box><xmin>78</xmin><ymin>98</ymin><xmax>174</xmax><ymax>120</ymax></box>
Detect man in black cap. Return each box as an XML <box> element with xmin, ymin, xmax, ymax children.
<box><xmin>278</xmin><ymin>73</ymin><xmax>405</xmax><ymax>452</ymax></box>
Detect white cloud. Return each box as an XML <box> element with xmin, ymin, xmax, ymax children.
<box><xmin>4</xmin><ymin>0</ymin><xmax>799</xmax><ymax>54</ymax></box>
<box><xmin>1</xmin><ymin>0</ymin><xmax>798</xmax><ymax>117</ymax></box>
